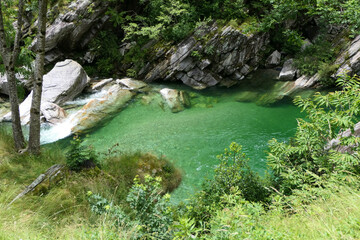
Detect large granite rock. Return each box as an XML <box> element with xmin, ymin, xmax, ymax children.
<box><xmin>265</xmin><ymin>50</ymin><xmax>281</xmax><ymax>68</ymax></box>
<box><xmin>70</xmin><ymin>85</ymin><xmax>134</xmax><ymax>133</ymax></box>
<box><xmin>279</xmin><ymin>59</ymin><xmax>297</xmax><ymax>81</ymax></box>
<box><xmin>3</xmin><ymin>59</ymin><xmax>89</xmax><ymax>124</ymax></box>
<box><xmin>42</xmin><ymin>59</ymin><xmax>89</xmax><ymax>104</ymax></box>
<box><xmin>160</xmin><ymin>88</ymin><xmax>191</xmax><ymax>113</ymax></box>
<box><xmin>136</xmin><ymin>22</ymin><xmax>269</xmax><ymax>89</ymax></box>
<box><xmin>31</xmin><ymin>0</ymin><xmax>109</xmax><ymax>64</ymax></box>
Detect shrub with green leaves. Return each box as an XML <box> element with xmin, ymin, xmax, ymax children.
<box><xmin>267</xmin><ymin>74</ymin><xmax>360</xmax><ymax>195</ymax></box>
<box><xmin>186</xmin><ymin>142</ymin><xmax>268</xmax><ymax>224</ymax></box>
<box><xmin>65</xmin><ymin>136</ymin><xmax>99</xmax><ymax>171</ymax></box>
<box><xmin>127</xmin><ymin>175</ymin><xmax>173</xmax><ymax>239</ymax></box>
<box><xmin>293</xmin><ymin>37</ymin><xmax>338</xmax><ymax>86</ymax></box>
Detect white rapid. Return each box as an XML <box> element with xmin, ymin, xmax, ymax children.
<box><xmin>40</xmin><ymin>90</ymin><xmax>108</xmax><ymax>144</ymax></box>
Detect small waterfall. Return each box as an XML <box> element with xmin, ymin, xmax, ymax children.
<box><xmin>40</xmin><ymin>90</ymin><xmax>107</xmax><ymax>144</ymax></box>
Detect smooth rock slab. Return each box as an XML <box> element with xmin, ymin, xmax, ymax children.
<box><xmin>2</xmin><ymin>59</ymin><xmax>89</xmax><ymax>124</ymax></box>
<box><xmin>116</xmin><ymin>78</ymin><xmax>147</xmax><ymax>91</ymax></box>
<box><xmin>70</xmin><ymin>85</ymin><xmax>134</xmax><ymax>134</ymax></box>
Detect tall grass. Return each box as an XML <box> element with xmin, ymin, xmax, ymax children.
<box><xmin>261</xmin><ymin>181</ymin><xmax>360</xmax><ymax>239</ymax></box>
<box><xmin>0</xmin><ymin>129</ymin><xmax>182</xmax><ymax>239</ymax></box>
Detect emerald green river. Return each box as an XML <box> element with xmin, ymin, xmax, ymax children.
<box><xmin>0</xmin><ymin>70</ymin><xmax>305</xmax><ymax>202</ymax></box>
<box><xmin>81</xmin><ymin>82</ymin><xmax>303</xmax><ymax>202</ymax></box>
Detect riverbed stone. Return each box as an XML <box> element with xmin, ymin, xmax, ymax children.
<box><xmin>265</xmin><ymin>50</ymin><xmax>281</xmax><ymax>68</ymax></box>
<box><xmin>41</xmin><ymin>102</ymin><xmax>67</xmax><ymax>125</ymax></box>
<box><xmin>71</xmin><ymin>85</ymin><xmax>134</xmax><ymax>133</ymax></box>
<box><xmin>91</xmin><ymin>78</ymin><xmax>114</xmax><ymax>91</ymax></box>
<box><xmin>160</xmin><ymin>88</ymin><xmax>192</xmax><ymax>113</ymax></box>
<box><xmin>279</xmin><ymin>59</ymin><xmax>297</xmax><ymax>81</ymax></box>
<box><xmin>116</xmin><ymin>78</ymin><xmax>147</xmax><ymax>91</ymax></box>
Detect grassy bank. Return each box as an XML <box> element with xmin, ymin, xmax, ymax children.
<box><xmin>0</xmin><ymin>129</ymin><xmax>181</xmax><ymax>239</ymax></box>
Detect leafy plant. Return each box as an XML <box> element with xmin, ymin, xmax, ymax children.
<box><xmin>65</xmin><ymin>135</ymin><xmax>99</xmax><ymax>171</ymax></box>
<box><xmin>127</xmin><ymin>175</ymin><xmax>173</xmax><ymax>239</ymax></box>
<box><xmin>267</xmin><ymin>74</ymin><xmax>360</xmax><ymax>195</ymax></box>
<box><xmin>186</xmin><ymin>142</ymin><xmax>268</xmax><ymax>225</ymax></box>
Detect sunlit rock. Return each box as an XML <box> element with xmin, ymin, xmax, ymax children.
<box><xmin>160</xmin><ymin>88</ymin><xmax>191</xmax><ymax>113</ymax></box>
<box><xmin>2</xmin><ymin>59</ymin><xmax>89</xmax><ymax>124</ymax></box>
<box><xmin>279</xmin><ymin>59</ymin><xmax>297</xmax><ymax>81</ymax></box>
<box><xmin>70</xmin><ymin>85</ymin><xmax>134</xmax><ymax>134</ymax></box>
<box><xmin>116</xmin><ymin>78</ymin><xmax>147</xmax><ymax>91</ymax></box>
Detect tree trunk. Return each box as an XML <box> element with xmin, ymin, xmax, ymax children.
<box><xmin>28</xmin><ymin>0</ymin><xmax>48</xmax><ymax>154</ymax></box>
<box><xmin>0</xmin><ymin>0</ymin><xmax>26</xmax><ymax>151</ymax></box>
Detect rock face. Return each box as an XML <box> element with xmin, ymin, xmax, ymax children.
<box><xmin>325</xmin><ymin>122</ymin><xmax>360</xmax><ymax>153</ymax></box>
<box><xmin>265</xmin><ymin>50</ymin><xmax>281</xmax><ymax>68</ymax></box>
<box><xmin>160</xmin><ymin>88</ymin><xmax>191</xmax><ymax>113</ymax></box>
<box><xmin>70</xmin><ymin>84</ymin><xmax>134</xmax><ymax>133</ymax></box>
<box><xmin>0</xmin><ymin>73</ymin><xmax>28</xmax><ymax>95</ymax></box>
<box><xmin>2</xmin><ymin>60</ymin><xmax>89</xmax><ymax>124</ymax></box>
<box><xmin>279</xmin><ymin>59</ymin><xmax>297</xmax><ymax>80</ymax></box>
<box><xmin>335</xmin><ymin>35</ymin><xmax>360</xmax><ymax>77</ymax></box>
<box><xmin>31</xmin><ymin>0</ymin><xmax>109</xmax><ymax>64</ymax></box>
<box><xmin>138</xmin><ymin>23</ymin><xmax>269</xmax><ymax>89</ymax></box>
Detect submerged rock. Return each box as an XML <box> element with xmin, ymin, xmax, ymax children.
<box><xmin>160</xmin><ymin>88</ymin><xmax>191</xmax><ymax>113</ymax></box>
<box><xmin>70</xmin><ymin>85</ymin><xmax>134</xmax><ymax>134</ymax></box>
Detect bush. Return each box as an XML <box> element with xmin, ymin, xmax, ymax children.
<box><xmin>127</xmin><ymin>175</ymin><xmax>173</xmax><ymax>239</ymax></box>
<box><xmin>293</xmin><ymin>37</ymin><xmax>337</xmax><ymax>85</ymax></box>
<box><xmin>65</xmin><ymin>136</ymin><xmax>99</xmax><ymax>171</ymax></box>
<box><xmin>186</xmin><ymin>142</ymin><xmax>269</xmax><ymax>224</ymax></box>
<box><xmin>267</xmin><ymin>74</ymin><xmax>360</xmax><ymax>195</ymax></box>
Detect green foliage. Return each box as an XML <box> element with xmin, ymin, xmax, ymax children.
<box><xmin>189</xmin><ymin>0</ymin><xmax>248</xmax><ymax>21</ymax></box>
<box><xmin>190</xmin><ymin>50</ymin><xmax>202</xmax><ymax>61</ymax></box>
<box><xmin>87</xmin><ymin>31</ymin><xmax>122</xmax><ymax>77</ymax></box>
<box><xmin>65</xmin><ymin>136</ymin><xmax>99</xmax><ymax>171</ymax></box>
<box><xmin>120</xmin><ymin>0</ymin><xmax>196</xmax><ymax>42</ymax></box>
<box><xmin>127</xmin><ymin>175</ymin><xmax>173</xmax><ymax>239</ymax></box>
<box><xmin>293</xmin><ymin>37</ymin><xmax>337</xmax><ymax>86</ymax></box>
<box><xmin>186</xmin><ymin>142</ymin><xmax>268</xmax><ymax>225</ymax></box>
<box><xmin>271</xmin><ymin>29</ymin><xmax>303</xmax><ymax>55</ymax></box>
<box><xmin>267</xmin><ymin>74</ymin><xmax>360</xmax><ymax>195</ymax></box>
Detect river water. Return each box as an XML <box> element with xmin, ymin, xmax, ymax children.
<box><xmin>80</xmin><ymin>82</ymin><xmax>303</xmax><ymax>202</ymax></box>
<box><xmin>1</xmin><ymin>70</ymin><xmax>305</xmax><ymax>202</ymax></box>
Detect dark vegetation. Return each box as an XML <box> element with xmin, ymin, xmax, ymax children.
<box><xmin>84</xmin><ymin>0</ymin><xmax>360</xmax><ymax>88</ymax></box>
